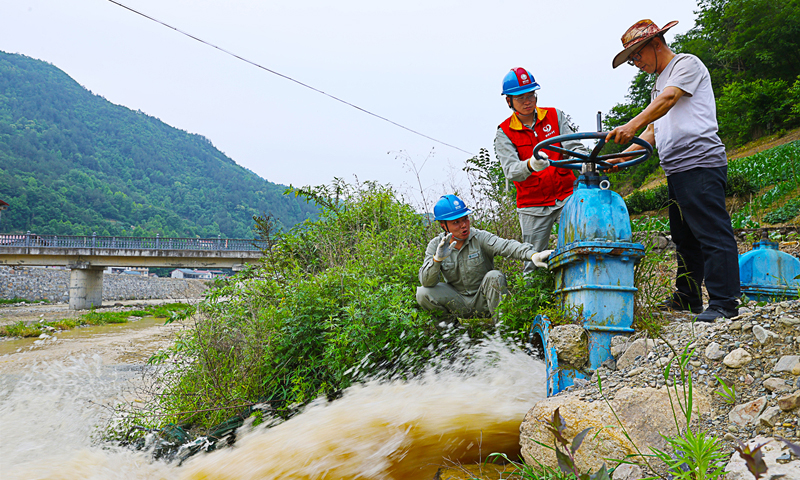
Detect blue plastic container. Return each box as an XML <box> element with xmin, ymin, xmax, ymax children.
<box><xmin>739</xmin><ymin>239</ymin><xmax>800</xmax><ymax>301</ymax></box>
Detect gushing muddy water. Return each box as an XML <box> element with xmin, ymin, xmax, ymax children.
<box><xmin>0</xmin><ymin>318</ymin><xmax>546</xmax><ymax>479</ymax></box>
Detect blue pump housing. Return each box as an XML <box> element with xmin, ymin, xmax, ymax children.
<box><xmin>739</xmin><ymin>239</ymin><xmax>800</xmax><ymax>301</ymax></box>
<box><xmin>530</xmin><ymin>174</ymin><xmax>644</xmax><ymax>396</ymax></box>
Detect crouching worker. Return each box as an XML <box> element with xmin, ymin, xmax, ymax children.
<box><xmin>416</xmin><ymin>195</ymin><xmax>553</xmax><ymax>317</ymax></box>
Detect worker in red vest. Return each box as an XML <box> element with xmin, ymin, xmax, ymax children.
<box><xmin>494</xmin><ymin>67</ymin><xmax>588</xmax><ymax>273</ymax></box>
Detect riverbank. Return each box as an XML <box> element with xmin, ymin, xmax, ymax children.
<box><xmin>0</xmin><ymin>297</ymin><xmax>200</xmax><ymax>327</ymax></box>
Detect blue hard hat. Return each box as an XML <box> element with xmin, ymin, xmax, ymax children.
<box><xmin>502</xmin><ymin>67</ymin><xmax>541</xmax><ymax>96</ymax></box>
<box><xmin>433</xmin><ymin>195</ymin><xmax>472</xmax><ymax>221</ymax></box>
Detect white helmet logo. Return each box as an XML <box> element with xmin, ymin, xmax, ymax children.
<box><xmin>521</xmin><ymin>74</ymin><xmax>528</xmax><ymax>80</ymax></box>
<box><xmin>454</xmin><ymin>201</ymin><xmax>460</xmax><ymax>207</ymax></box>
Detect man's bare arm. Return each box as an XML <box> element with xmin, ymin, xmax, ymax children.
<box><xmin>605</xmin><ymin>86</ymin><xmax>685</xmax><ymax>145</ymax></box>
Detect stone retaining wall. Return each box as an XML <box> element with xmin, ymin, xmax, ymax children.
<box><xmin>0</xmin><ymin>266</ymin><xmax>208</xmax><ymax>303</ymax></box>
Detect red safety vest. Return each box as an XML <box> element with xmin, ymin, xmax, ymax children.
<box><xmin>499</xmin><ymin>107</ymin><xmax>575</xmax><ymax>207</ymax></box>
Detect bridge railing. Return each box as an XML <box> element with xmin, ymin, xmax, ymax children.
<box><xmin>0</xmin><ymin>233</ymin><xmax>267</xmax><ymax>252</ymax></box>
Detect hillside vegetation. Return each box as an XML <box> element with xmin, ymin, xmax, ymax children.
<box><xmin>624</xmin><ymin>136</ymin><xmax>800</xmax><ymax>227</ymax></box>
<box><xmin>602</xmin><ymin>0</ymin><xmax>800</xmax><ymax>193</ymax></box>
<box><xmin>0</xmin><ymin>51</ymin><xmax>316</xmax><ymax>238</ymax></box>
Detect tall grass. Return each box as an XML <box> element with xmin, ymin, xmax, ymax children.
<box><xmin>0</xmin><ymin>303</ymin><xmax>192</xmax><ymax>337</ymax></box>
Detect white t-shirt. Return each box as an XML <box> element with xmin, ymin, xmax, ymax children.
<box><xmin>652</xmin><ymin>53</ymin><xmax>727</xmax><ymax>175</ymax></box>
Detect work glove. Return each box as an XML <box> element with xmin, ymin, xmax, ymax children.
<box><xmin>531</xmin><ymin>250</ymin><xmax>554</xmax><ymax>268</ymax></box>
<box><xmin>433</xmin><ymin>233</ymin><xmax>457</xmax><ymax>262</ymax></box>
<box><xmin>528</xmin><ymin>152</ymin><xmax>550</xmax><ymax>172</ymax></box>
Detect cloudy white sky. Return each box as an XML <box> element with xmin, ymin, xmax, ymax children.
<box><xmin>2</xmin><ymin>0</ymin><xmax>699</xmax><ymax>206</ymax></box>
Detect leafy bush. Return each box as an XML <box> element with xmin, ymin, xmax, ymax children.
<box><xmin>624</xmin><ymin>184</ymin><xmax>669</xmax><ymax>215</ymax></box>
<box><xmin>133</xmin><ymin>181</ymin><xmax>459</xmax><ymax>431</ymax></box>
<box><xmin>764</xmin><ymin>197</ymin><xmax>800</xmax><ymax>224</ymax></box>
<box><xmin>717</xmin><ymin>76</ymin><xmax>800</xmax><ymax>147</ymax></box>
<box><xmin>726</xmin><ymin>171</ymin><xmax>757</xmax><ymax>197</ymax></box>
<box><xmin>624</xmin><ymin>171</ymin><xmax>754</xmax><ymax>216</ymax></box>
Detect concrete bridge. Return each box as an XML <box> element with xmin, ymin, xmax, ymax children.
<box><xmin>0</xmin><ymin>232</ymin><xmax>266</xmax><ymax>309</ymax></box>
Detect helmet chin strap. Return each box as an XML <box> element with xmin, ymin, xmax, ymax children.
<box><xmin>506</xmin><ymin>96</ymin><xmax>522</xmax><ymax>115</ymax></box>
<box><xmin>652</xmin><ymin>42</ymin><xmax>659</xmax><ymax>74</ymax></box>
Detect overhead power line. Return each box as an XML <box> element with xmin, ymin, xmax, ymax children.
<box><xmin>105</xmin><ymin>0</ymin><xmax>474</xmax><ymax>156</ymax></box>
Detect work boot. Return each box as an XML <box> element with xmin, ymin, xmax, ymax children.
<box><xmin>657</xmin><ymin>295</ymin><xmax>703</xmax><ymax>314</ymax></box>
<box><xmin>695</xmin><ymin>305</ymin><xmax>739</xmax><ymax>323</ymax></box>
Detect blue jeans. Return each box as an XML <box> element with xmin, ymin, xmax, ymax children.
<box><xmin>668</xmin><ymin>166</ymin><xmax>740</xmax><ymax>310</ymax></box>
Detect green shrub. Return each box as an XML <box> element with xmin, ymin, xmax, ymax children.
<box><xmin>0</xmin><ymin>303</ymin><xmax>193</xmax><ymax>337</ymax></box>
<box><xmin>764</xmin><ymin>197</ymin><xmax>800</xmax><ymax>224</ymax></box>
<box><xmin>624</xmin><ymin>184</ymin><xmax>669</xmax><ymax>214</ymax></box>
<box><xmin>718</xmin><ymin>76</ymin><xmax>800</xmax><ymax>147</ymax></box>
<box><xmin>133</xmin><ymin>181</ymin><xmax>461</xmax><ymax>431</ymax></box>
<box><xmin>726</xmin><ymin>171</ymin><xmax>756</xmax><ymax>197</ymax></box>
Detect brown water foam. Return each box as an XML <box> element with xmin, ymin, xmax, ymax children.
<box><xmin>1</xmin><ymin>339</ymin><xmax>545</xmax><ymax>479</ymax></box>
<box><xmin>181</xmin><ymin>342</ymin><xmax>546</xmax><ymax>479</ymax></box>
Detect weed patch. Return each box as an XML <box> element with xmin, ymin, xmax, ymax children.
<box><xmin>0</xmin><ymin>303</ymin><xmax>193</xmax><ymax>337</ymax></box>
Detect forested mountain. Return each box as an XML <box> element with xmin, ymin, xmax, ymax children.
<box><xmin>0</xmin><ymin>51</ymin><xmax>316</xmax><ymax>238</ymax></box>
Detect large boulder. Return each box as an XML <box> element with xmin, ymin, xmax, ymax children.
<box><xmin>519</xmin><ymin>386</ymin><xmax>711</xmax><ymax>473</ymax></box>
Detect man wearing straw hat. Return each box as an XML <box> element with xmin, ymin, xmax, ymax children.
<box><xmin>606</xmin><ymin>19</ymin><xmax>740</xmax><ymax>322</ymax></box>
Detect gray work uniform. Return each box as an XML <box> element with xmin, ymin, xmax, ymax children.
<box><xmin>417</xmin><ymin>228</ymin><xmax>538</xmax><ymax>315</ymax></box>
<box><xmin>494</xmin><ymin>109</ymin><xmax>589</xmax><ymax>273</ymax></box>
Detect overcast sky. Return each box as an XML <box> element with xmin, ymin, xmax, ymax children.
<box><xmin>2</xmin><ymin>0</ymin><xmax>699</xmax><ymax>208</ymax></box>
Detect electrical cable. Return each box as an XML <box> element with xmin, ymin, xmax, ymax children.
<box><xmin>105</xmin><ymin>0</ymin><xmax>474</xmax><ymax>156</ymax></box>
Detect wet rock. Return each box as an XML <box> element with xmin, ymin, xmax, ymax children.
<box><xmin>729</xmin><ymin>396</ymin><xmax>768</xmax><ymax>426</ymax></box>
<box><xmin>550</xmin><ymin>325</ymin><xmax>589</xmax><ymax>368</ymax></box>
<box><xmin>724</xmin><ymin>348</ymin><xmax>753</xmax><ymax>368</ymax></box>
<box><xmin>777</xmin><ymin>391</ymin><xmax>800</xmax><ymax>411</ymax></box>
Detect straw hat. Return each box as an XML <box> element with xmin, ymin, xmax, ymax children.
<box><xmin>612</xmin><ymin>19</ymin><xmax>678</xmax><ymax>68</ymax></box>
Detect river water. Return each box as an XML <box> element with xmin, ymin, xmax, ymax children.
<box><xmin>0</xmin><ymin>319</ymin><xmax>546</xmax><ymax>479</ymax></box>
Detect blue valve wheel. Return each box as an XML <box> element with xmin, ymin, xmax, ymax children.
<box><xmin>532</xmin><ymin>132</ymin><xmax>652</xmax><ymax>171</ymax></box>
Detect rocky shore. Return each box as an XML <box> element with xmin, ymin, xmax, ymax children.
<box><xmin>520</xmin><ymin>299</ymin><xmax>800</xmax><ymax>479</ymax></box>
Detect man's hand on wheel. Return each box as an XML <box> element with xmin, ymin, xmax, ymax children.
<box><xmin>528</xmin><ymin>152</ymin><xmax>550</xmax><ymax>172</ymax></box>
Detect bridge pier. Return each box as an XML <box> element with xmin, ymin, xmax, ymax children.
<box><xmin>69</xmin><ymin>266</ymin><xmax>104</xmax><ymax>310</ymax></box>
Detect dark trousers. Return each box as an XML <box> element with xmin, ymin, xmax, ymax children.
<box><xmin>668</xmin><ymin>166</ymin><xmax>740</xmax><ymax>310</ymax></box>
